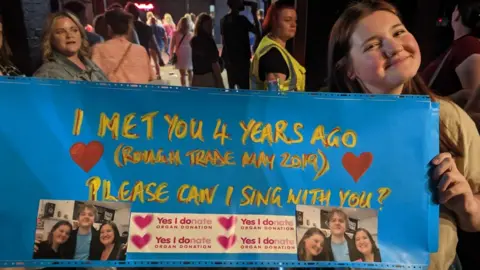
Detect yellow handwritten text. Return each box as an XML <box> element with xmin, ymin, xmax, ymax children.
<box><xmin>280</xmin><ymin>150</ymin><xmax>330</xmax><ymax>180</ymax></box>
<box><xmin>241</xmin><ymin>152</ymin><xmax>275</xmax><ymax>170</ymax></box>
<box><xmin>213</xmin><ymin>119</ymin><xmax>231</xmax><ymax>146</ymax></box>
<box><xmin>114</xmin><ymin>144</ymin><xmax>182</xmax><ymax>168</ymax></box>
<box><xmin>240</xmin><ymin>185</ymin><xmax>283</xmax><ymax>207</ymax></box>
<box><xmin>310</xmin><ymin>126</ymin><xmax>357</xmax><ymax>148</ymax></box>
<box><xmin>97</xmin><ymin>111</ymin><xmax>158</xmax><ymax>140</ymax></box>
<box><xmin>86</xmin><ymin>177</ymin><xmax>169</xmax><ymax>203</ymax></box>
<box><xmin>164</xmin><ymin>114</ymin><xmax>204</xmax><ymax>142</ymax></box>
<box><xmin>177</xmin><ymin>184</ymin><xmax>219</xmax><ymax>205</ymax></box>
<box><xmin>185</xmin><ymin>149</ymin><xmax>235</xmax><ymax>167</ymax></box>
<box><xmin>286</xmin><ymin>188</ymin><xmax>331</xmax><ymax>206</ymax></box>
<box><xmin>339</xmin><ymin>190</ymin><xmax>372</xmax><ymax>208</ymax></box>
<box><xmin>239</xmin><ymin>120</ymin><xmax>304</xmax><ymax>145</ymax></box>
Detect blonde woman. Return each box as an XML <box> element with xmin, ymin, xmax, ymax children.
<box><xmin>169</xmin><ymin>17</ymin><xmax>193</xmax><ymax>86</ymax></box>
<box><xmin>184</xmin><ymin>13</ymin><xmax>195</xmax><ymax>32</ymax></box>
<box><xmin>163</xmin><ymin>13</ymin><xmax>176</xmax><ymax>56</ymax></box>
<box><xmin>34</xmin><ymin>12</ymin><xmax>108</xmax><ymax>81</ymax></box>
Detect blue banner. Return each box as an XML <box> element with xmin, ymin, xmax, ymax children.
<box><xmin>0</xmin><ymin>77</ymin><xmax>438</xmax><ymax>269</ymax></box>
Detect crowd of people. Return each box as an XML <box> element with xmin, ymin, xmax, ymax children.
<box><xmin>33</xmin><ymin>204</ymin><xmax>126</xmax><ymax>263</ymax></box>
<box><xmin>0</xmin><ymin>0</ymin><xmax>479</xmax><ymax>269</ymax></box>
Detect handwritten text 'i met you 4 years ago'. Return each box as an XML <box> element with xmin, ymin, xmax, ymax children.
<box><xmin>69</xmin><ymin>109</ymin><xmax>390</xmax><ymax>209</ymax></box>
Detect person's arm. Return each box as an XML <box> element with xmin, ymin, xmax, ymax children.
<box><xmin>465</xmin><ymin>86</ymin><xmax>480</xmax><ymax>112</ymax></box>
<box><xmin>455</xmin><ymin>54</ymin><xmax>480</xmax><ymax>92</ymax></box>
<box><xmin>260</xmin><ymin>48</ymin><xmax>289</xmax><ymax>87</ymax></box>
<box><xmin>433</xmin><ymin>102</ymin><xmax>480</xmax><ymax>232</ymax></box>
<box><xmin>248</xmin><ymin>5</ymin><xmax>261</xmax><ymax>52</ymax></box>
<box><xmin>169</xmin><ymin>34</ymin><xmax>176</xmax><ymax>56</ymax></box>
<box><xmin>212</xmin><ymin>62</ymin><xmax>225</xmax><ymax>88</ymax></box>
<box><xmin>206</xmin><ymin>38</ymin><xmax>224</xmax><ymax>88</ymax></box>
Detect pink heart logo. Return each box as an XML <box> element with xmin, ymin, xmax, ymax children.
<box><xmin>218</xmin><ymin>216</ymin><xmax>236</xmax><ymax>231</ymax></box>
<box><xmin>131</xmin><ymin>234</ymin><xmax>151</xmax><ymax>249</ymax></box>
<box><xmin>217</xmin><ymin>235</ymin><xmax>236</xmax><ymax>250</ymax></box>
<box><xmin>134</xmin><ymin>215</ymin><xmax>153</xmax><ymax>230</ymax></box>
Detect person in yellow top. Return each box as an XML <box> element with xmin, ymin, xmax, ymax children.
<box><xmin>250</xmin><ymin>0</ymin><xmax>306</xmax><ymax>91</ymax></box>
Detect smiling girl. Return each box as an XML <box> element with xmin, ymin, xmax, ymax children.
<box><xmin>297</xmin><ymin>227</ymin><xmax>329</xmax><ymax>261</ymax></box>
<box><xmin>353</xmin><ymin>228</ymin><xmax>381</xmax><ymax>263</ymax></box>
<box><xmin>34</xmin><ymin>220</ymin><xmax>72</xmax><ymax>260</ymax></box>
<box><xmin>327</xmin><ymin>1</ymin><xmax>480</xmax><ymax>269</ymax></box>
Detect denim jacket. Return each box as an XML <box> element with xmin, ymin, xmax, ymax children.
<box><xmin>34</xmin><ymin>51</ymin><xmax>108</xmax><ymax>82</ymax></box>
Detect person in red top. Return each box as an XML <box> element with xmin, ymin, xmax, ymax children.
<box><xmin>422</xmin><ymin>0</ymin><xmax>480</xmax><ymax>106</ymax></box>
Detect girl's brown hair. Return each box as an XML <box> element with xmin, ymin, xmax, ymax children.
<box><xmin>0</xmin><ymin>17</ymin><xmax>13</xmax><ymax>66</ymax></box>
<box><xmin>194</xmin><ymin>13</ymin><xmax>213</xmax><ymax>37</ymax></box>
<box><xmin>41</xmin><ymin>11</ymin><xmax>90</xmax><ymax>62</ymax></box>
<box><xmin>177</xmin><ymin>17</ymin><xmax>191</xmax><ymax>35</ymax></box>
<box><xmin>327</xmin><ymin>0</ymin><xmax>461</xmax><ymax>156</ymax></box>
<box><xmin>297</xmin><ymin>227</ymin><xmax>330</xmax><ymax>261</ymax></box>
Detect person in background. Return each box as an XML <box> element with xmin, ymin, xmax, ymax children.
<box><xmin>185</xmin><ymin>13</ymin><xmax>195</xmax><ymax>32</ymax></box>
<box><xmin>323</xmin><ymin>209</ymin><xmax>358</xmax><ymax>267</ymax></box>
<box><xmin>297</xmin><ymin>227</ymin><xmax>330</xmax><ymax>261</ymax></box>
<box><xmin>191</xmin><ymin>13</ymin><xmax>225</xmax><ymax>88</ymax></box>
<box><xmin>34</xmin><ymin>12</ymin><xmax>108</xmax><ymax>81</ymax></box>
<box><xmin>33</xmin><ymin>220</ymin><xmax>72</xmax><ymax>260</ymax></box>
<box><xmin>163</xmin><ymin>13</ymin><xmax>176</xmax><ymax>56</ymax></box>
<box><xmin>170</xmin><ymin>17</ymin><xmax>193</xmax><ymax>86</ymax></box>
<box><xmin>148</xmin><ymin>15</ymin><xmax>167</xmax><ymax>69</ymax></box>
<box><xmin>353</xmin><ymin>228</ymin><xmax>381</xmax><ymax>264</ymax></box>
<box><xmin>92</xmin><ymin>222</ymin><xmax>126</xmax><ymax>261</ymax></box>
<box><xmin>92</xmin><ymin>8</ymin><xmax>154</xmax><ymax>83</ymax></box>
<box><xmin>221</xmin><ymin>0</ymin><xmax>261</xmax><ymax>89</ymax></box>
<box><xmin>34</xmin><ymin>204</ymin><xmax>103</xmax><ymax>261</ymax></box>
<box><xmin>0</xmin><ymin>17</ymin><xmax>22</xmax><ymax>76</ymax></box>
<box><xmin>63</xmin><ymin>1</ymin><xmax>104</xmax><ymax>46</ymax></box>
<box><xmin>107</xmin><ymin>3</ymin><xmax>140</xmax><ymax>45</ymax></box>
<box><xmin>124</xmin><ymin>2</ymin><xmax>161</xmax><ymax>72</ymax></box>
<box><xmin>191</xmin><ymin>13</ymin><xmax>197</xmax><ymax>24</ymax></box>
<box><xmin>250</xmin><ymin>0</ymin><xmax>305</xmax><ymax>91</ymax></box>
<box><xmin>257</xmin><ymin>9</ymin><xmax>265</xmax><ymax>27</ymax></box>
<box><xmin>423</xmin><ymin>0</ymin><xmax>480</xmax><ymax>107</ymax></box>
<box><xmin>327</xmin><ymin>1</ymin><xmax>480</xmax><ymax>269</ymax></box>
<box><xmin>93</xmin><ymin>14</ymin><xmax>109</xmax><ymax>41</ymax></box>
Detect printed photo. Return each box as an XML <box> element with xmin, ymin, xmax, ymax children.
<box><xmin>295</xmin><ymin>205</ymin><xmax>380</xmax><ymax>263</ymax></box>
<box><xmin>33</xmin><ymin>200</ymin><xmax>131</xmax><ymax>261</ymax></box>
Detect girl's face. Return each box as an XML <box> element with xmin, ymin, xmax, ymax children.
<box><xmin>305</xmin><ymin>233</ymin><xmax>324</xmax><ymax>257</ymax></box>
<box><xmin>52</xmin><ymin>225</ymin><xmax>71</xmax><ymax>245</ymax></box>
<box><xmin>100</xmin><ymin>224</ymin><xmax>115</xmax><ymax>246</ymax></box>
<box><xmin>329</xmin><ymin>213</ymin><xmax>347</xmax><ymax>236</ymax></box>
<box><xmin>348</xmin><ymin>11</ymin><xmax>420</xmax><ymax>95</ymax></box>
<box><xmin>51</xmin><ymin>16</ymin><xmax>82</xmax><ymax>57</ymax></box>
<box><xmin>355</xmin><ymin>230</ymin><xmax>373</xmax><ymax>255</ymax></box>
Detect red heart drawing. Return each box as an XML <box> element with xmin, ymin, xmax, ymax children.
<box><xmin>134</xmin><ymin>215</ymin><xmax>153</xmax><ymax>230</ymax></box>
<box><xmin>131</xmin><ymin>233</ymin><xmax>151</xmax><ymax>249</ymax></box>
<box><xmin>70</xmin><ymin>141</ymin><xmax>104</xmax><ymax>172</ymax></box>
<box><xmin>342</xmin><ymin>152</ymin><xmax>373</xmax><ymax>183</ymax></box>
<box><xmin>218</xmin><ymin>216</ymin><xmax>236</xmax><ymax>231</ymax></box>
<box><xmin>217</xmin><ymin>235</ymin><xmax>236</xmax><ymax>250</ymax></box>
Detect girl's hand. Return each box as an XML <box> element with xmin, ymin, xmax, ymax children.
<box><xmin>431</xmin><ymin>153</ymin><xmax>476</xmax><ymax>213</ymax></box>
